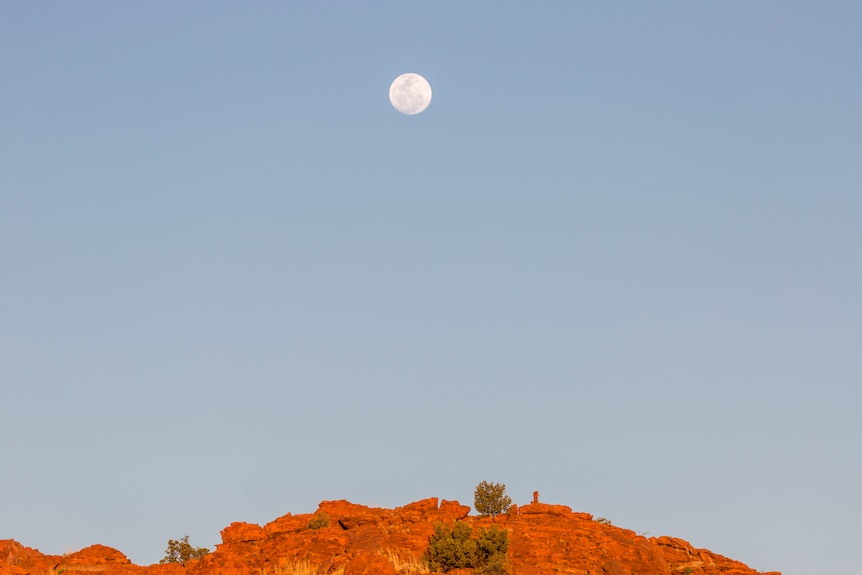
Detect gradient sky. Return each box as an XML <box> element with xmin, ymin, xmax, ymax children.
<box><xmin>2</xmin><ymin>3</ymin><xmax>860</xmax><ymax>574</ymax></box>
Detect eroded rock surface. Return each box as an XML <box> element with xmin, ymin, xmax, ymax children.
<box><xmin>1</xmin><ymin>498</ymin><xmax>780</xmax><ymax>575</ymax></box>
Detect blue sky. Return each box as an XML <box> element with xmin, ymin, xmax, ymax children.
<box><xmin>1</xmin><ymin>3</ymin><xmax>860</xmax><ymax>574</ymax></box>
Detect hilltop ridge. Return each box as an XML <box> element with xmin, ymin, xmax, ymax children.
<box><xmin>1</xmin><ymin>497</ymin><xmax>780</xmax><ymax>575</ymax></box>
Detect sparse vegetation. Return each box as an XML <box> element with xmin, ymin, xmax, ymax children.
<box><xmin>594</xmin><ymin>517</ymin><xmax>612</xmax><ymax>526</ymax></box>
<box><xmin>384</xmin><ymin>549</ymin><xmax>430</xmax><ymax>574</ymax></box>
<box><xmin>473</xmin><ymin>481</ymin><xmax>512</xmax><ymax>517</ymax></box>
<box><xmin>477</xmin><ymin>551</ymin><xmax>509</xmax><ymax>575</ymax></box>
<box><xmin>159</xmin><ymin>535</ymin><xmax>209</xmax><ymax>566</ymax></box>
<box><xmin>307</xmin><ymin>512</ymin><xmax>330</xmax><ymax>530</ymax></box>
<box><xmin>424</xmin><ymin>522</ymin><xmax>509</xmax><ymax>574</ymax></box>
<box><xmin>272</xmin><ymin>559</ymin><xmax>345</xmax><ymax>575</ymax></box>
<box><xmin>270</xmin><ymin>551</ymin><xmax>427</xmax><ymax>575</ymax></box>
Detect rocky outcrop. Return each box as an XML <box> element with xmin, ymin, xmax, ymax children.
<box><xmin>220</xmin><ymin>524</ymin><xmax>265</xmax><ymax>544</ymax></box>
<box><xmin>1</xmin><ymin>540</ymin><xmax>57</xmax><ymax>575</ymax></box>
<box><xmin>653</xmin><ymin>537</ymin><xmax>780</xmax><ymax>575</ymax></box>
<box><xmin>0</xmin><ymin>541</ymin><xmax>182</xmax><ymax>575</ymax></box>
<box><xmin>1</xmin><ymin>498</ymin><xmax>780</xmax><ymax>575</ymax></box>
<box><xmin>61</xmin><ymin>545</ymin><xmax>132</xmax><ymax>566</ymax></box>
<box><xmin>517</xmin><ymin>502</ymin><xmax>575</xmax><ymax>516</ymax></box>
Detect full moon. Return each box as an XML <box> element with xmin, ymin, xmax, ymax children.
<box><xmin>389</xmin><ymin>73</ymin><xmax>432</xmax><ymax>115</ymax></box>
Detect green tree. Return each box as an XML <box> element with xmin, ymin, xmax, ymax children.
<box><xmin>477</xmin><ymin>526</ymin><xmax>509</xmax><ymax>564</ymax></box>
<box><xmin>474</xmin><ymin>481</ymin><xmax>512</xmax><ymax>517</ymax></box>
<box><xmin>160</xmin><ymin>535</ymin><xmax>209</xmax><ymax>566</ymax></box>
<box><xmin>424</xmin><ymin>522</ymin><xmax>509</xmax><ymax>574</ymax></box>
<box><xmin>478</xmin><ymin>551</ymin><xmax>509</xmax><ymax>575</ymax></box>
<box><xmin>424</xmin><ymin>522</ymin><xmax>478</xmax><ymax>571</ymax></box>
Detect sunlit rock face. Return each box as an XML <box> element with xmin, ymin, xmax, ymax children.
<box><xmin>1</xmin><ymin>497</ymin><xmax>780</xmax><ymax>575</ymax></box>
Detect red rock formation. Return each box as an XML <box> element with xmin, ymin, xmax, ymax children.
<box><xmin>0</xmin><ymin>498</ymin><xmax>780</xmax><ymax>575</ymax></box>
<box><xmin>220</xmin><ymin>523</ymin><xmax>265</xmax><ymax>544</ymax></box>
<box><xmin>1</xmin><ymin>540</ymin><xmax>58</xmax><ymax>575</ymax></box>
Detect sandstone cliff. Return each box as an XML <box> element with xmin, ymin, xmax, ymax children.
<box><xmin>1</xmin><ymin>498</ymin><xmax>779</xmax><ymax>575</ymax></box>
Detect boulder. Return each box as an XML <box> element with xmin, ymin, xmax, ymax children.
<box><xmin>263</xmin><ymin>513</ymin><xmax>309</xmax><ymax>537</ymax></box>
<box><xmin>519</xmin><ymin>502</ymin><xmax>573</xmax><ymax>516</ymax></box>
<box><xmin>220</xmin><ymin>523</ymin><xmax>265</xmax><ymax>544</ymax></box>
<box><xmin>317</xmin><ymin>501</ymin><xmax>385</xmax><ymax>530</ymax></box>
<box><xmin>395</xmin><ymin>498</ymin><xmax>438</xmax><ymax>523</ymax></box>
<box><xmin>437</xmin><ymin>500</ymin><xmax>470</xmax><ymax>522</ymax></box>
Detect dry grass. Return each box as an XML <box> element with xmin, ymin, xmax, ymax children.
<box><xmin>266</xmin><ymin>549</ymin><xmax>427</xmax><ymax>575</ymax></box>
<box><xmin>383</xmin><ymin>549</ymin><xmax>429</xmax><ymax>575</ymax></box>
<box><xmin>271</xmin><ymin>559</ymin><xmax>345</xmax><ymax>575</ymax></box>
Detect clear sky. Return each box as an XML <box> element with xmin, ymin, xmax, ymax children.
<box><xmin>1</xmin><ymin>3</ymin><xmax>860</xmax><ymax>574</ymax></box>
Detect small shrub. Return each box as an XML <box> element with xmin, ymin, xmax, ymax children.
<box><xmin>477</xmin><ymin>552</ymin><xmax>509</xmax><ymax>575</ymax></box>
<box><xmin>160</xmin><ymin>535</ymin><xmax>209</xmax><ymax>565</ymax></box>
<box><xmin>476</xmin><ymin>526</ymin><xmax>509</xmax><ymax>561</ymax></box>
<box><xmin>595</xmin><ymin>517</ymin><xmax>612</xmax><ymax>526</ymax></box>
<box><xmin>424</xmin><ymin>522</ymin><xmax>509</xmax><ymax>574</ymax></box>
<box><xmin>424</xmin><ymin>522</ymin><xmax>478</xmax><ymax>571</ymax></box>
<box><xmin>476</xmin><ymin>526</ymin><xmax>509</xmax><ymax>574</ymax></box>
<box><xmin>307</xmin><ymin>512</ymin><xmax>330</xmax><ymax>530</ymax></box>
